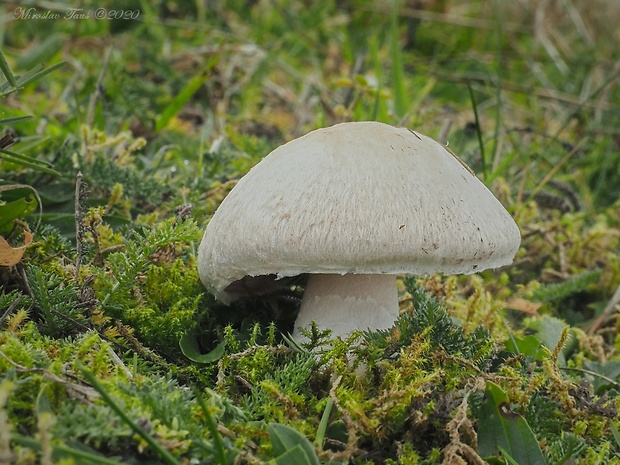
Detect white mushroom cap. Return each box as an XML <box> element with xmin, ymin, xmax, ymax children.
<box><xmin>198</xmin><ymin>122</ymin><xmax>521</xmax><ymax>339</ymax></box>
<box><xmin>198</xmin><ymin>122</ymin><xmax>521</xmax><ymax>340</ymax></box>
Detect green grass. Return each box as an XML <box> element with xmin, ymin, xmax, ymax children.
<box><xmin>1</xmin><ymin>1</ymin><xmax>620</xmax><ymax>463</ymax></box>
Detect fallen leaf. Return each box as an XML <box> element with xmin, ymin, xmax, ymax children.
<box><xmin>0</xmin><ymin>229</ymin><xmax>33</xmax><ymax>266</ymax></box>
<box><xmin>506</xmin><ymin>298</ymin><xmax>542</xmax><ymax>315</ymax></box>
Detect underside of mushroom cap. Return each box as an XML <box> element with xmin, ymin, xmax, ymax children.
<box><xmin>198</xmin><ymin>121</ymin><xmax>521</xmax><ymax>303</ymax></box>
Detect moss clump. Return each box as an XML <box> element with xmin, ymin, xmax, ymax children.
<box><xmin>2</xmin><ymin>1</ymin><xmax>620</xmax><ymax>462</ymax></box>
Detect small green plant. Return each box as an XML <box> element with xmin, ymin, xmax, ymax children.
<box><xmin>0</xmin><ymin>50</ymin><xmax>62</xmax><ymax>266</ymax></box>
<box><xmin>0</xmin><ymin>51</ymin><xmax>62</xmax><ymax>175</ymax></box>
<box><xmin>477</xmin><ymin>381</ymin><xmax>546</xmax><ymax>465</ymax></box>
<box><xmin>268</xmin><ymin>423</ymin><xmax>320</xmax><ymax>465</ymax></box>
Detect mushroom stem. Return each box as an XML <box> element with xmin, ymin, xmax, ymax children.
<box><xmin>293</xmin><ymin>274</ymin><xmax>399</xmax><ymax>341</ymax></box>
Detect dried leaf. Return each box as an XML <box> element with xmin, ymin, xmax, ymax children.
<box><xmin>506</xmin><ymin>298</ymin><xmax>542</xmax><ymax>315</ymax></box>
<box><xmin>0</xmin><ymin>229</ymin><xmax>32</xmax><ymax>266</ymax></box>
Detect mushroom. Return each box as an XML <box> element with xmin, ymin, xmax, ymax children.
<box><xmin>198</xmin><ymin>122</ymin><xmax>520</xmax><ymax>340</ymax></box>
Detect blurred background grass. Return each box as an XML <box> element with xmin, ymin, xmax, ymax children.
<box><xmin>2</xmin><ymin>0</ymin><xmax>619</xmax><ymax>205</ymax></box>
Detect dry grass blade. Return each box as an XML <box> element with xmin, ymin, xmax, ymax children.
<box><xmin>516</xmin><ymin>137</ymin><xmax>587</xmax><ymax>214</ymax></box>
<box><xmin>587</xmin><ymin>284</ymin><xmax>620</xmax><ymax>335</ymax></box>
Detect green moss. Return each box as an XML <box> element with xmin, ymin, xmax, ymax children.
<box><xmin>2</xmin><ymin>2</ymin><xmax>620</xmax><ymax>463</ymax></box>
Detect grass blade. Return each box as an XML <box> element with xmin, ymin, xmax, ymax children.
<box><xmin>155</xmin><ymin>56</ymin><xmax>218</xmax><ymax>132</ymax></box>
<box><xmin>0</xmin><ymin>115</ymin><xmax>32</xmax><ymax>125</ymax></box>
<box><xmin>194</xmin><ymin>388</ymin><xmax>230</xmax><ymax>463</ymax></box>
<box><xmin>553</xmin><ymin>66</ymin><xmax>620</xmax><ymax>140</ymax></box>
<box><xmin>467</xmin><ymin>80</ymin><xmax>487</xmax><ymax>179</ymax></box>
<box><xmin>15</xmin><ymin>61</ymin><xmax>66</xmax><ymax>88</ymax></box>
<box><xmin>0</xmin><ymin>50</ymin><xmax>18</xmax><ymax>88</ymax></box>
<box><xmin>78</xmin><ymin>362</ymin><xmax>182</xmax><ymax>465</ymax></box>
<box><xmin>525</xmin><ymin>138</ymin><xmax>586</xmax><ymax>203</ymax></box>
<box><xmin>487</xmin><ymin>148</ymin><xmax>517</xmax><ymax>184</ymax></box>
<box><xmin>11</xmin><ymin>434</ymin><xmax>126</xmax><ymax>465</ymax></box>
<box><xmin>390</xmin><ymin>0</ymin><xmax>408</xmax><ymax>120</ymax></box>
<box><xmin>0</xmin><ymin>148</ymin><xmax>61</xmax><ymax>175</ymax></box>
<box><xmin>314</xmin><ymin>397</ymin><xmax>333</xmax><ymax>449</ymax></box>
<box><xmin>611</xmin><ymin>422</ymin><xmax>620</xmax><ymax>450</ymax></box>
<box><xmin>490</xmin><ymin>3</ymin><xmax>504</xmax><ymax>172</ymax></box>
<box><xmin>0</xmin><ymin>147</ymin><xmax>54</xmax><ymax>167</ymax></box>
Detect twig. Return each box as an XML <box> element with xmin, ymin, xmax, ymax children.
<box><xmin>0</xmin><ymin>295</ymin><xmax>22</xmax><ymax>328</ymax></box>
<box><xmin>443</xmin><ymin>389</ymin><xmax>486</xmax><ymax>465</ymax></box>
<box><xmin>74</xmin><ymin>171</ymin><xmax>84</xmax><ymax>282</ymax></box>
<box><xmin>16</xmin><ymin>264</ymin><xmax>33</xmax><ymax>299</ymax></box>
<box><xmin>107</xmin><ymin>346</ymin><xmax>133</xmax><ymax>380</ymax></box>
<box><xmin>560</xmin><ymin>366</ymin><xmax>620</xmax><ymax>390</ymax></box>
<box><xmin>115</xmin><ymin>321</ymin><xmax>172</xmax><ymax>369</ymax></box>
<box><xmin>324</xmin><ymin>375</ymin><xmax>364</xmax><ymax>461</ymax></box>
<box><xmin>0</xmin><ymin>348</ymin><xmax>98</xmax><ymax>401</ymax></box>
